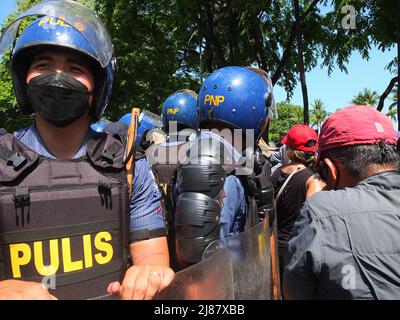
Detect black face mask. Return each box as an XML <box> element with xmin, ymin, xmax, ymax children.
<box><xmin>27</xmin><ymin>72</ymin><xmax>91</xmax><ymax>127</ymax></box>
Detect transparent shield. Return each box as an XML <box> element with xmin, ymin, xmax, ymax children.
<box><xmin>203</xmin><ymin>219</ymin><xmax>272</xmax><ymax>300</ymax></box>
<box><xmin>270</xmin><ymin>215</ymin><xmax>282</xmax><ymax>300</ymax></box>
<box><xmin>0</xmin><ymin>0</ymin><xmax>114</xmax><ymax>68</ymax></box>
<box><xmin>155</xmin><ymin>247</ymin><xmax>234</xmax><ymax>300</ymax></box>
<box><xmin>141</xmin><ymin>110</ymin><xmax>163</xmax><ymax>129</ymax></box>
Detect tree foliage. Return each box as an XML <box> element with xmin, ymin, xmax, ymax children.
<box><xmin>310</xmin><ymin>99</ymin><xmax>329</xmax><ymax>132</ymax></box>
<box><xmin>94</xmin><ymin>0</ymin><xmax>201</xmax><ymax>120</ymax></box>
<box><xmin>268</xmin><ymin>102</ymin><xmax>304</xmax><ymax>143</ymax></box>
<box><xmin>351</xmin><ymin>88</ymin><xmax>379</xmax><ymax>107</ymax></box>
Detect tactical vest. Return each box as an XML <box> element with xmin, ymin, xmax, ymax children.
<box><xmin>0</xmin><ymin>131</ymin><xmax>130</xmax><ymax>300</ymax></box>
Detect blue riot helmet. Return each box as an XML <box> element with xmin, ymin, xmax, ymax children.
<box><xmin>120</xmin><ymin>110</ymin><xmax>163</xmax><ymax>145</ymax></box>
<box><xmin>119</xmin><ymin>113</ymin><xmax>132</xmax><ymax>127</ymax></box>
<box><xmin>198</xmin><ymin>66</ymin><xmax>273</xmax><ymax>141</ymax></box>
<box><xmin>245</xmin><ymin>67</ymin><xmax>277</xmax><ymax>120</ymax></box>
<box><xmin>90</xmin><ymin>118</ymin><xmax>112</xmax><ymax>132</ymax></box>
<box><xmin>0</xmin><ymin>0</ymin><xmax>117</xmax><ymax>121</ymax></box>
<box><xmin>90</xmin><ymin>122</ymin><xmax>108</xmax><ymax>133</ymax></box>
<box><xmin>161</xmin><ymin>89</ymin><xmax>198</xmax><ymax>131</ymax></box>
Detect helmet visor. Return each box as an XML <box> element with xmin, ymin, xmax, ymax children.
<box><xmin>0</xmin><ymin>0</ymin><xmax>114</xmax><ymax>68</ymax></box>
<box><xmin>140</xmin><ymin>110</ymin><xmax>163</xmax><ymax>129</ymax></box>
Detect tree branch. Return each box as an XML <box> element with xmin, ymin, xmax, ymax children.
<box><xmin>293</xmin><ymin>0</ymin><xmax>309</xmax><ymax>124</ymax></box>
<box><xmin>201</xmin><ymin>0</ymin><xmax>226</xmax><ymax>67</ymax></box>
<box><xmin>249</xmin><ymin>13</ymin><xmax>269</xmax><ymax>73</ymax></box>
<box><xmin>377</xmin><ymin>76</ymin><xmax>399</xmax><ymax>112</ymax></box>
<box><xmin>272</xmin><ymin>0</ymin><xmax>320</xmax><ymax>85</ymax></box>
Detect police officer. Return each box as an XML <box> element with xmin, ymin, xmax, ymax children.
<box><xmin>0</xmin><ymin>1</ymin><xmax>173</xmax><ymax>300</ymax></box>
<box><xmin>175</xmin><ymin>66</ymin><xmax>276</xmax><ymax>269</ymax></box>
<box><xmin>160</xmin><ymin>89</ymin><xmax>198</xmax><ymax>135</ymax></box>
<box><xmin>148</xmin><ymin>89</ymin><xmax>198</xmax><ymax>270</ymax></box>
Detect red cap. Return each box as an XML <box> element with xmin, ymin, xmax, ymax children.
<box><xmin>319</xmin><ymin>105</ymin><xmax>397</xmax><ymax>153</ymax></box>
<box><xmin>281</xmin><ymin>124</ymin><xmax>318</xmax><ymax>152</ymax></box>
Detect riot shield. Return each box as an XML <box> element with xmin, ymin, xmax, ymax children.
<box><xmin>270</xmin><ymin>214</ymin><xmax>282</xmax><ymax>300</ymax></box>
<box><xmin>203</xmin><ymin>219</ymin><xmax>272</xmax><ymax>300</ymax></box>
<box><xmin>155</xmin><ymin>247</ymin><xmax>234</xmax><ymax>300</ymax></box>
<box><xmin>93</xmin><ymin>220</ymin><xmax>272</xmax><ymax>300</ymax></box>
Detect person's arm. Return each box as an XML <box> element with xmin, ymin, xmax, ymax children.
<box><xmin>283</xmin><ymin>202</ymin><xmax>322</xmax><ymax>300</ymax></box>
<box><xmin>107</xmin><ymin>237</ymin><xmax>174</xmax><ymax>300</ymax></box>
<box><xmin>219</xmin><ymin>175</ymin><xmax>245</xmax><ymax>239</ymax></box>
<box><xmin>0</xmin><ymin>280</ymin><xmax>57</xmax><ymax>300</ymax></box>
<box><xmin>108</xmin><ymin>158</ymin><xmax>174</xmax><ymax>300</ymax></box>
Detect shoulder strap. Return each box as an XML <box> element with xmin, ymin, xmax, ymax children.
<box><xmin>0</xmin><ymin>133</ymin><xmax>40</xmax><ymax>184</ymax></box>
<box><xmin>86</xmin><ymin>131</ymin><xmax>125</xmax><ymax>172</ymax></box>
<box><xmin>275</xmin><ymin>166</ymin><xmax>306</xmax><ymax>202</ymax></box>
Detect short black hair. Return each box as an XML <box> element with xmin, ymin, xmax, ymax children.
<box><xmin>321</xmin><ymin>143</ymin><xmax>400</xmax><ymax>178</ymax></box>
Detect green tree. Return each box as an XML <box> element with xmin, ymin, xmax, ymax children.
<box><xmin>310</xmin><ymin>99</ymin><xmax>328</xmax><ymax>132</ymax></box>
<box><xmin>386</xmin><ymin>105</ymin><xmax>397</xmax><ymax>123</ymax></box>
<box><xmin>351</xmin><ymin>89</ymin><xmax>379</xmax><ymax>107</ymax></box>
<box><xmin>345</xmin><ymin>0</ymin><xmax>400</xmax><ymax>129</ymax></box>
<box><xmin>386</xmin><ymin>84</ymin><xmax>398</xmax><ymax>123</ymax></box>
<box><xmin>93</xmin><ymin>0</ymin><xmax>201</xmax><ymax>119</ymax></box>
<box><xmin>269</xmin><ymin>102</ymin><xmax>303</xmax><ymax>144</ymax></box>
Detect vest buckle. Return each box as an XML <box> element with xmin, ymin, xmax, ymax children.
<box><xmin>13</xmin><ymin>187</ymin><xmax>30</xmax><ymax>226</ymax></box>
<box><xmin>7</xmin><ymin>152</ymin><xmax>27</xmax><ymax>171</ymax></box>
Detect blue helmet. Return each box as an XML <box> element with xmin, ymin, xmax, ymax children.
<box><xmin>120</xmin><ymin>110</ymin><xmax>163</xmax><ymax>144</ymax></box>
<box><xmin>198</xmin><ymin>66</ymin><xmax>273</xmax><ymax>140</ymax></box>
<box><xmin>90</xmin><ymin>118</ymin><xmax>112</xmax><ymax>132</ymax></box>
<box><xmin>90</xmin><ymin>122</ymin><xmax>108</xmax><ymax>133</ymax></box>
<box><xmin>161</xmin><ymin>90</ymin><xmax>198</xmax><ymax>130</ymax></box>
<box><xmin>7</xmin><ymin>2</ymin><xmax>116</xmax><ymax>121</ymax></box>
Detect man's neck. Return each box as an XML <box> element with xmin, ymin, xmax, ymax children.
<box><xmin>361</xmin><ymin>164</ymin><xmax>399</xmax><ymax>181</ymax></box>
<box><xmin>339</xmin><ymin>163</ymin><xmax>398</xmax><ymax>189</ymax></box>
<box><xmin>35</xmin><ymin>114</ymin><xmax>89</xmax><ymax>159</ymax></box>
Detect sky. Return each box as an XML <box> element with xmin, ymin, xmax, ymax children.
<box><xmin>0</xmin><ymin>0</ymin><xmax>16</xmax><ymax>25</ymax></box>
<box><xmin>0</xmin><ymin>0</ymin><xmax>397</xmax><ymax>118</ymax></box>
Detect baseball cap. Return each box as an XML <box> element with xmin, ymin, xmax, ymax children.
<box><xmin>318</xmin><ymin>105</ymin><xmax>397</xmax><ymax>153</ymax></box>
<box><xmin>281</xmin><ymin>124</ymin><xmax>318</xmax><ymax>152</ymax></box>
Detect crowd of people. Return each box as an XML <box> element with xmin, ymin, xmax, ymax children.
<box><xmin>0</xmin><ymin>0</ymin><xmax>399</xmax><ymax>300</ymax></box>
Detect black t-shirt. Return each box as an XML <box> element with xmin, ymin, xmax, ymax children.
<box><xmin>271</xmin><ymin>166</ymin><xmax>314</xmax><ymax>256</ymax></box>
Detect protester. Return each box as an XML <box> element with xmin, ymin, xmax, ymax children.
<box><xmin>271</xmin><ymin>124</ymin><xmax>325</xmax><ymax>278</ymax></box>
<box><xmin>283</xmin><ymin>105</ymin><xmax>400</xmax><ymax>299</ymax></box>
<box><xmin>150</xmin><ymin>89</ymin><xmax>199</xmax><ymax>270</ymax></box>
